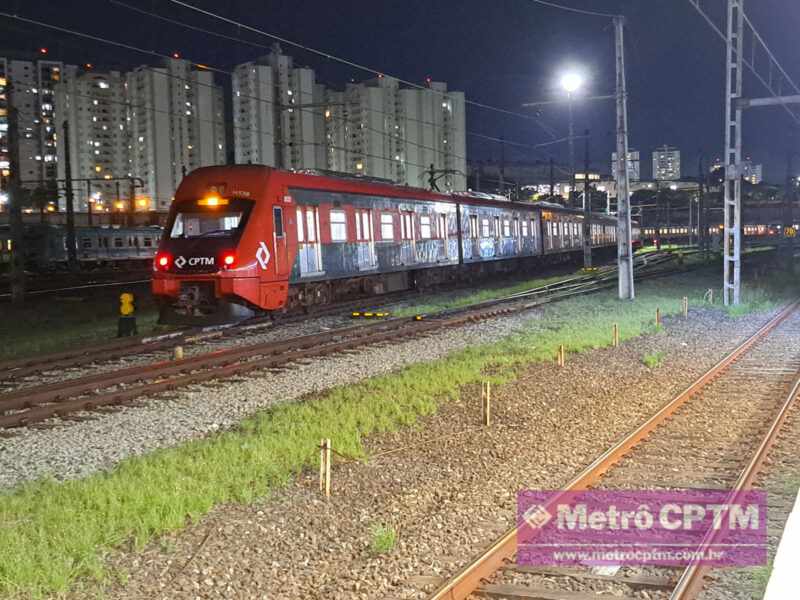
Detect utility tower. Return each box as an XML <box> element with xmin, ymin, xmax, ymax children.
<box><xmin>690</xmin><ymin>0</ymin><xmax>800</xmax><ymax>305</ymax></box>
<box><xmin>722</xmin><ymin>0</ymin><xmax>744</xmax><ymax>306</ymax></box>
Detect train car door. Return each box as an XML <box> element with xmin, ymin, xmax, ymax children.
<box><xmin>438</xmin><ymin>213</ymin><xmax>449</xmax><ymax>260</ymax></box>
<box><xmin>296</xmin><ymin>205</ymin><xmax>323</xmax><ymax>276</ymax></box>
<box><xmin>270</xmin><ymin>206</ymin><xmax>290</xmax><ymax>277</ymax></box>
<box><xmin>355</xmin><ymin>208</ymin><xmax>376</xmax><ymax>269</ymax></box>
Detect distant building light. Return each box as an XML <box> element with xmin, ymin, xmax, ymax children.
<box><xmin>39</xmin><ymin>47</ymin><xmax>48</xmax><ymax>55</ymax></box>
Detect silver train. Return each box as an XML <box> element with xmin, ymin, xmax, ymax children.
<box><xmin>0</xmin><ymin>224</ymin><xmax>161</xmax><ymax>271</ymax></box>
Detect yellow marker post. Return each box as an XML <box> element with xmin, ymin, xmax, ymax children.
<box><xmin>117</xmin><ymin>292</ymin><xmax>138</xmax><ymax>337</ymax></box>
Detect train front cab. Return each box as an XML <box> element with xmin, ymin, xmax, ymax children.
<box><xmin>152</xmin><ymin>167</ymin><xmax>294</xmax><ymax>323</ymax></box>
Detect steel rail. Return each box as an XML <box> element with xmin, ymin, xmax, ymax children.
<box><xmin>427</xmin><ymin>300</ymin><xmax>800</xmax><ymax>600</ymax></box>
<box><xmin>0</xmin><ymin>256</ymin><xmax>688</xmax><ymax>429</ymax></box>
<box><xmin>671</xmin><ymin>364</ymin><xmax>800</xmax><ymax>599</ymax></box>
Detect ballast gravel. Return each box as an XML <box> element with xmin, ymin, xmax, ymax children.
<box><xmin>0</xmin><ymin>306</ymin><xmax>544</xmax><ymax>488</ymax></box>
<box><xmin>60</xmin><ymin>306</ymin><xmax>781</xmax><ymax>600</ymax></box>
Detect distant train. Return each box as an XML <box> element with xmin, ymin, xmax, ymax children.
<box><xmin>152</xmin><ymin>165</ymin><xmax>641</xmax><ymax>322</ymax></box>
<box><xmin>641</xmin><ymin>223</ymin><xmax>798</xmax><ymax>245</ymax></box>
<box><xmin>0</xmin><ymin>224</ymin><xmax>161</xmax><ymax>271</ymax></box>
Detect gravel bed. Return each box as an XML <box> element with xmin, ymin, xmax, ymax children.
<box><xmin>69</xmin><ymin>307</ymin><xmax>777</xmax><ymax>600</ymax></box>
<box><xmin>698</xmin><ymin>407</ymin><xmax>800</xmax><ymax>600</ymax></box>
<box><xmin>0</xmin><ymin>305</ymin><xmax>545</xmax><ymax>489</ymax></box>
<box><xmin>0</xmin><ymin>314</ymin><xmax>354</xmax><ymax>392</ymax></box>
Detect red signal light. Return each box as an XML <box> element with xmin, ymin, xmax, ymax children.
<box><xmin>221</xmin><ymin>251</ymin><xmax>236</xmax><ymax>269</ymax></box>
<box><xmin>154</xmin><ymin>251</ymin><xmax>171</xmax><ymax>271</ymax></box>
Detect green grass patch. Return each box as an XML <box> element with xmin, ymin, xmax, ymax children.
<box><xmin>393</xmin><ymin>271</ymin><xmax>587</xmax><ymax>317</ymax></box>
<box><xmin>749</xmin><ymin>561</ymin><xmax>774</xmax><ymax>599</ymax></box>
<box><xmin>368</xmin><ymin>524</ymin><xmax>398</xmax><ymax>555</ymax></box>
<box><xmin>0</xmin><ymin>286</ymin><xmax>164</xmax><ymax>361</ymax></box>
<box><xmin>641</xmin><ymin>351</ymin><xmax>666</xmax><ymax>369</ymax></box>
<box><xmin>1</xmin><ymin>267</ymin><xmax>797</xmax><ymax>598</ymax></box>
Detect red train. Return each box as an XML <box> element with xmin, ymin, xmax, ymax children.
<box><xmin>152</xmin><ymin>166</ymin><xmax>639</xmax><ymax>322</ymax></box>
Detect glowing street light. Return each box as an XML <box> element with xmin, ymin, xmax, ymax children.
<box><xmin>560</xmin><ymin>70</ymin><xmax>586</xmax><ymax>206</ymax></box>
<box><xmin>560</xmin><ymin>72</ymin><xmax>584</xmax><ymax>94</ymax></box>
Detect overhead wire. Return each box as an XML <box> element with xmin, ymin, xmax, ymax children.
<box><xmin>0</xmin><ymin>8</ymin><xmax>571</xmax><ymax>171</ymax></box>
<box><xmin>110</xmin><ymin>0</ymin><xmax>563</xmax><ymax>144</ymax></box>
<box><xmin>163</xmin><ymin>0</ymin><xmax>560</xmax><ymax>139</ymax></box>
<box><xmin>525</xmin><ymin>0</ymin><xmax>619</xmax><ymax>19</ymax></box>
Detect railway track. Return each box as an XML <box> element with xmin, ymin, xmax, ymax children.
<box><xmin>0</xmin><ymin>252</ymin><xmax>686</xmax><ymax>430</ymax></box>
<box><xmin>0</xmin><ymin>252</ymin><xmax>681</xmax><ymax>384</ymax></box>
<box><xmin>427</xmin><ymin>300</ymin><xmax>800</xmax><ymax>600</ymax></box>
<box><xmin>0</xmin><ymin>289</ymin><xmax>424</xmax><ymax>383</ymax></box>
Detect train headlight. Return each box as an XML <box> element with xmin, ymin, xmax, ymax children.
<box><xmin>221</xmin><ymin>251</ymin><xmax>237</xmax><ymax>269</ymax></box>
<box><xmin>154</xmin><ymin>251</ymin><xmax>172</xmax><ymax>271</ymax></box>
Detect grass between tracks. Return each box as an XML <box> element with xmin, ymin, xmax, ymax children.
<box><xmin>0</xmin><ymin>285</ymin><xmax>161</xmax><ymax>361</ymax></box>
<box><xmin>1</xmin><ymin>266</ymin><xmax>797</xmax><ymax>598</ymax></box>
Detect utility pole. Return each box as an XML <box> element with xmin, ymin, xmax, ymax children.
<box><xmin>614</xmin><ymin>15</ymin><xmax>634</xmax><ymax>300</ymax></box>
<box><xmin>784</xmin><ymin>150</ymin><xmax>796</xmax><ymax>272</ymax></box>
<box><xmin>582</xmin><ymin>129</ymin><xmax>592</xmax><ymax>268</ymax></box>
<box><xmin>722</xmin><ymin>0</ymin><xmax>744</xmax><ymax>305</ymax></box>
<box><xmin>87</xmin><ymin>180</ymin><xmax>93</xmax><ymax>227</ymax></box>
<box><xmin>7</xmin><ymin>87</ymin><xmax>26</xmax><ymax>304</ymax></box>
<box><xmin>698</xmin><ymin>155</ymin><xmax>708</xmax><ymax>259</ymax></box>
<box><xmin>498</xmin><ymin>136</ymin><xmax>506</xmax><ymax>197</ymax></box>
<box><xmin>128</xmin><ymin>178</ymin><xmax>136</xmax><ymax>226</ymax></box>
<box><xmin>567</xmin><ymin>94</ymin><xmax>575</xmax><ymax>208</ymax></box>
<box><xmin>62</xmin><ymin>120</ymin><xmax>78</xmax><ymax>271</ymax></box>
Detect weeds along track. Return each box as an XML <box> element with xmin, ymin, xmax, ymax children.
<box><xmin>426</xmin><ymin>301</ymin><xmax>800</xmax><ymax>600</ymax></box>
<box><xmin>0</xmin><ymin>253</ymin><xmax>684</xmax><ymax>430</ymax></box>
<box><xmin>0</xmin><ymin>290</ymin><xmax>423</xmax><ymax>385</ymax></box>
<box><xmin>0</xmin><ymin>252</ymin><xmax>685</xmax><ymax>384</ymax></box>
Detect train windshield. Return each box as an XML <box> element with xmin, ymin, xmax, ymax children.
<box><xmin>169</xmin><ymin>197</ymin><xmax>254</xmax><ymax>239</ymax></box>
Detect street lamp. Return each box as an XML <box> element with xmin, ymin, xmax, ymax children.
<box><xmin>560</xmin><ymin>72</ymin><xmax>584</xmax><ymax>94</ymax></box>
<box><xmin>560</xmin><ymin>70</ymin><xmax>585</xmax><ymax>206</ymax></box>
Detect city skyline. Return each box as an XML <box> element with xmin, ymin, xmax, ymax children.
<box><xmin>1</xmin><ymin>0</ymin><xmax>798</xmax><ymax>190</ymax></box>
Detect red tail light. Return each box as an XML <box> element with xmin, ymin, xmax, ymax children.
<box><xmin>154</xmin><ymin>251</ymin><xmax>172</xmax><ymax>271</ymax></box>
<box><xmin>221</xmin><ymin>251</ymin><xmax>237</xmax><ymax>269</ymax></box>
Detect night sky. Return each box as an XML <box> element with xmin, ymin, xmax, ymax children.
<box><xmin>2</xmin><ymin>0</ymin><xmax>798</xmax><ymax>182</ymax></box>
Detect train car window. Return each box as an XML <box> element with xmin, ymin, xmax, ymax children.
<box><xmin>469</xmin><ymin>215</ymin><xmax>478</xmax><ymax>239</ymax></box>
<box><xmin>143</xmin><ymin>237</ymin><xmax>152</xmax><ymax>247</ymax></box>
<box><xmin>521</xmin><ymin>219</ymin><xmax>529</xmax><ymax>237</ymax></box>
<box><xmin>493</xmin><ymin>216</ymin><xmax>500</xmax><ymax>238</ymax></box>
<box><xmin>305</xmin><ymin>209</ymin><xmax>318</xmax><ymax>242</ymax></box>
<box><xmin>502</xmin><ymin>220</ymin><xmax>511</xmax><ymax>238</ymax></box>
<box><xmin>274</xmin><ymin>207</ymin><xmax>284</xmax><ymax>238</ymax></box>
<box><xmin>400</xmin><ymin>212</ymin><xmax>415</xmax><ymax>241</ymax></box>
<box><xmin>113</xmin><ymin>237</ymin><xmax>123</xmax><ymax>248</ymax></box>
<box><xmin>169</xmin><ymin>198</ymin><xmax>253</xmax><ymax>239</ymax></box>
<box><xmin>296</xmin><ymin>208</ymin><xmax>304</xmax><ymax>242</ymax></box>
<box><xmin>81</xmin><ymin>238</ymin><xmax>92</xmax><ymax>249</ymax></box>
<box><xmin>380</xmin><ymin>213</ymin><xmax>394</xmax><ymax>240</ymax></box>
<box><xmin>355</xmin><ymin>209</ymin><xmax>373</xmax><ymax>242</ymax></box>
<box><xmin>420</xmin><ymin>215</ymin><xmax>432</xmax><ymax>239</ymax></box>
<box><xmin>438</xmin><ymin>214</ymin><xmax>448</xmax><ymax>239</ymax></box>
<box><xmin>330</xmin><ymin>209</ymin><xmax>347</xmax><ymax>242</ymax></box>
<box><xmin>481</xmin><ymin>218</ymin><xmax>490</xmax><ymax>238</ymax></box>
<box><xmin>513</xmin><ymin>218</ymin><xmax>519</xmax><ymax>238</ymax></box>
